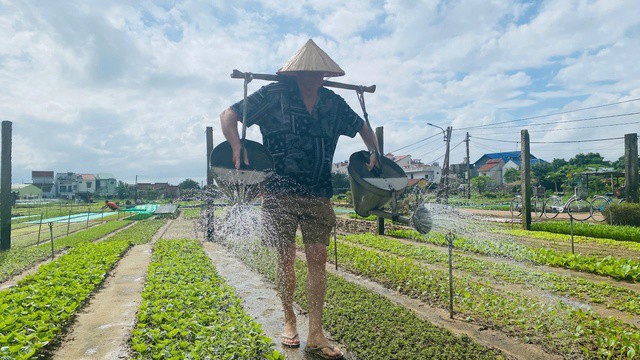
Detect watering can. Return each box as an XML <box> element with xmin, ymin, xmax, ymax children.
<box><xmin>347</xmin><ymin>150</ymin><xmax>432</xmax><ymax>234</ymax></box>
<box><xmin>209</xmin><ymin>140</ymin><xmax>274</xmax><ymax>204</ymax></box>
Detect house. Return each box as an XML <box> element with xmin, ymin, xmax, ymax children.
<box><xmin>10</xmin><ymin>184</ymin><xmax>43</xmax><ymax>199</ymax></box>
<box><xmin>478</xmin><ymin>159</ymin><xmax>506</xmax><ymax>184</ymax></box>
<box><xmin>474</xmin><ymin>151</ymin><xmax>540</xmax><ymax>169</ymax></box>
<box><xmin>331</xmin><ymin>161</ymin><xmax>349</xmax><ymax>175</ymax></box>
<box><xmin>136</xmin><ymin>182</ymin><xmax>180</xmax><ymax>199</ymax></box>
<box><xmin>31</xmin><ymin>171</ymin><xmax>55</xmax><ymax>198</ymax></box>
<box><xmin>77</xmin><ymin>174</ymin><xmax>96</xmax><ymax>194</ymax></box>
<box><xmin>55</xmin><ymin>172</ymin><xmax>79</xmax><ymax>199</ymax></box>
<box><xmin>95</xmin><ymin>173</ymin><xmax>117</xmax><ymax>197</ymax></box>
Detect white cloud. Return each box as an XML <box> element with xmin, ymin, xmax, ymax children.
<box><xmin>1</xmin><ymin>0</ymin><xmax>639</xmax><ymax>184</ymax></box>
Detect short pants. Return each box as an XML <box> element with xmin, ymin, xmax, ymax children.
<box><xmin>262</xmin><ymin>195</ymin><xmax>336</xmax><ymax>249</ymax></box>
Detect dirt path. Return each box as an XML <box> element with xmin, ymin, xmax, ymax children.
<box><xmin>51</xmin><ymin>219</ymin><xmax>172</xmax><ymax>360</ymax></box>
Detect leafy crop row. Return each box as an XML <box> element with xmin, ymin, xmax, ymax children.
<box><xmin>531</xmin><ymin>221</ymin><xmax>640</xmax><ymax>243</ymax></box>
<box><xmin>328</xmin><ymin>238</ymin><xmax>639</xmax><ymax>359</ymax></box>
<box><xmin>0</xmin><ymin>240</ymin><xmax>131</xmax><ymax>359</ymax></box>
<box><xmin>342</xmin><ymin>233</ymin><xmax>640</xmax><ymax>315</ymax></box>
<box><xmin>502</xmin><ymin>228</ymin><xmax>640</xmax><ymax>254</ymax></box>
<box><xmin>0</xmin><ymin>220</ymin><xmax>130</xmax><ymax>282</ymax></box>
<box><xmin>104</xmin><ymin>219</ymin><xmax>165</xmax><ymax>245</ymax></box>
<box><xmin>220</xmin><ymin>239</ymin><xmax>504</xmax><ymax>360</ymax></box>
<box><xmin>130</xmin><ymin>239</ymin><xmax>282</xmax><ymax>360</ymax></box>
<box><xmin>393</xmin><ymin>228</ymin><xmax>640</xmax><ymax>282</ymax></box>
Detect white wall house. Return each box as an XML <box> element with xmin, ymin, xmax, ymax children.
<box><xmin>56</xmin><ymin>172</ymin><xmax>79</xmax><ymax>199</ymax></box>
<box><xmin>96</xmin><ymin>173</ymin><xmax>117</xmax><ymax>197</ymax></box>
<box><xmin>77</xmin><ymin>174</ymin><xmax>96</xmax><ymax>194</ymax></box>
<box><xmin>478</xmin><ymin>158</ymin><xmax>505</xmax><ymax>184</ymax></box>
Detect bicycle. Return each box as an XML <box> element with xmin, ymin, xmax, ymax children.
<box><xmin>544</xmin><ymin>187</ymin><xmax>593</xmax><ymax>221</ymax></box>
<box><xmin>509</xmin><ymin>186</ymin><xmax>545</xmax><ymax>218</ymax></box>
<box><xmin>590</xmin><ymin>192</ymin><xmax>625</xmax><ymax>222</ymax></box>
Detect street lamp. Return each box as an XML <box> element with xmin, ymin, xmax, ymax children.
<box><xmin>426</xmin><ymin>123</ymin><xmax>446</xmax><ymax>142</ymax></box>
<box><xmin>426</xmin><ymin>122</ymin><xmax>452</xmax><ymax>204</ymax></box>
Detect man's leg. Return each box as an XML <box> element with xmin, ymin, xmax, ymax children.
<box><xmin>277</xmin><ymin>242</ymin><xmax>298</xmax><ymax>338</ymax></box>
<box><xmin>304</xmin><ymin>243</ymin><xmax>342</xmax><ymax>358</ymax></box>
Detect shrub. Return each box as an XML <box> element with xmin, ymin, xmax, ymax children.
<box><xmin>605</xmin><ymin>202</ymin><xmax>640</xmax><ymax>227</ymax></box>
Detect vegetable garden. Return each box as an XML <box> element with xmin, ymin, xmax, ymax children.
<box><xmin>0</xmin><ymin>203</ymin><xmax>639</xmax><ymax>359</ymax></box>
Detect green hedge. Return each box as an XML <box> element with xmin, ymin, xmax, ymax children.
<box><xmin>531</xmin><ymin>221</ymin><xmax>640</xmax><ymax>243</ymax></box>
<box><xmin>605</xmin><ymin>203</ymin><xmax>640</xmax><ymax>227</ymax></box>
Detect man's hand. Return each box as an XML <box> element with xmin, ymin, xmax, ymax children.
<box><xmin>367</xmin><ymin>151</ymin><xmax>378</xmax><ymax>171</ymax></box>
<box><xmin>231</xmin><ymin>142</ymin><xmax>250</xmax><ymax>169</ymax></box>
<box><xmin>220</xmin><ymin>108</ymin><xmax>249</xmax><ymax>169</ymax></box>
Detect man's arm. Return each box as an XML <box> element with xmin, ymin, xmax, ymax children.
<box><xmin>358</xmin><ymin>122</ymin><xmax>380</xmax><ymax>171</ymax></box>
<box><xmin>220</xmin><ymin>108</ymin><xmax>245</xmax><ymax>169</ymax></box>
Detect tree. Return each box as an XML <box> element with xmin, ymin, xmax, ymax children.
<box><xmin>568</xmin><ymin>152</ymin><xmax>607</xmax><ymax>167</ymax></box>
<box><xmin>116</xmin><ymin>181</ymin><xmax>131</xmax><ymax>199</ymax></box>
<box><xmin>503</xmin><ymin>168</ymin><xmax>521</xmax><ymax>183</ymax></box>
<box><xmin>179</xmin><ymin>178</ymin><xmax>200</xmax><ymax>190</ymax></box>
<box><xmin>331</xmin><ymin>173</ymin><xmax>350</xmax><ymax>194</ymax></box>
<box><xmin>471</xmin><ymin>176</ymin><xmax>492</xmax><ymax>194</ymax></box>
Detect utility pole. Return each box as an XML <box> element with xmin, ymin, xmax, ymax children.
<box><xmin>1</xmin><ymin>121</ymin><xmax>11</xmax><ymax>250</ymax></box>
<box><xmin>440</xmin><ymin>126</ymin><xmax>452</xmax><ymax>204</ymax></box>
<box><xmin>427</xmin><ymin>123</ymin><xmax>452</xmax><ymax>204</ymax></box>
<box><xmin>375</xmin><ymin>126</ymin><xmax>385</xmax><ymax>235</ymax></box>
<box><xmin>521</xmin><ymin>130</ymin><xmax>531</xmax><ymax>230</ymax></box>
<box><xmin>206</xmin><ymin>127</ymin><xmax>214</xmax><ymax>187</ymax></box>
<box><xmin>625</xmin><ymin>133</ymin><xmax>639</xmax><ymax>203</ymax></box>
<box><xmin>465</xmin><ymin>132</ymin><xmax>471</xmax><ymax>199</ymax></box>
<box><xmin>134</xmin><ymin>175</ymin><xmax>138</xmax><ymax>204</ymax></box>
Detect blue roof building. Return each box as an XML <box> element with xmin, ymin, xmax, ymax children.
<box><xmin>473</xmin><ymin>151</ymin><xmax>544</xmax><ymax>169</ymax></box>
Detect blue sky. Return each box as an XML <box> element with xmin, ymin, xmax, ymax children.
<box><xmin>1</xmin><ymin>0</ymin><xmax>639</xmax><ymax>185</ymax></box>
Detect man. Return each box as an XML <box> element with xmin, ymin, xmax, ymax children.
<box><xmin>103</xmin><ymin>200</ymin><xmax>119</xmax><ymax>211</ymax></box>
<box><xmin>220</xmin><ymin>39</ymin><xmax>378</xmax><ymax>360</ymax></box>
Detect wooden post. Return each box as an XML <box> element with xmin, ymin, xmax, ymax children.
<box><xmin>206</xmin><ymin>127</ymin><xmax>214</xmax><ymax>186</ymax></box>
<box><xmin>465</xmin><ymin>132</ymin><xmax>471</xmax><ymax>199</ymax></box>
<box><xmin>521</xmin><ymin>130</ymin><xmax>531</xmax><ymax>230</ymax></box>
<box><xmin>625</xmin><ymin>133</ymin><xmax>639</xmax><ymax>203</ymax></box>
<box><xmin>375</xmin><ymin>126</ymin><xmax>384</xmax><ymax>235</ymax></box>
<box><xmin>0</xmin><ymin>121</ymin><xmax>12</xmax><ymax>250</ymax></box>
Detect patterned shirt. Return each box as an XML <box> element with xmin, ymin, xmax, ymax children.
<box><xmin>231</xmin><ymin>79</ymin><xmax>364</xmax><ymax>198</ymax></box>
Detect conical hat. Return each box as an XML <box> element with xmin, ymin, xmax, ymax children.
<box><xmin>277</xmin><ymin>39</ymin><xmax>345</xmax><ymax>77</ymax></box>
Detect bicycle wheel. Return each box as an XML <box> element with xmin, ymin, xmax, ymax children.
<box><xmin>532</xmin><ymin>198</ymin><xmax>544</xmax><ymax>218</ymax></box>
<box><xmin>590</xmin><ymin>196</ymin><xmax>610</xmax><ymax>222</ymax></box>
<box><xmin>567</xmin><ymin>198</ymin><xmax>592</xmax><ymax>221</ymax></box>
<box><xmin>510</xmin><ymin>196</ymin><xmax>522</xmax><ymax>217</ymax></box>
<box><xmin>544</xmin><ymin>196</ymin><xmax>562</xmax><ymax>219</ymax></box>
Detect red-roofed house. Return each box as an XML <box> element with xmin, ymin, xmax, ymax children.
<box><xmin>478</xmin><ymin>159</ymin><xmax>505</xmax><ymax>184</ymax></box>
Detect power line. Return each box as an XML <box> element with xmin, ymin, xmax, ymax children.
<box><xmin>471</xmin><ymin>135</ymin><xmax>624</xmax><ymax>144</ymax></box>
<box><xmin>388</xmin><ymin>133</ymin><xmax>441</xmax><ymax>153</ymax></box>
<box><xmin>395</xmin><ymin>135</ymin><xmax>444</xmax><ymax>156</ymax></box>
<box><xmin>470</xmin><ymin>120</ymin><xmax>640</xmax><ymax>136</ymax></box>
<box><xmin>454</xmin><ymin>97</ymin><xmax>640</xmax><ymax>131</ymax></box>
<box><xmin>457</xmin><ymin>111</ymin><xmax>640</xmax><ymax>131</ymax></box>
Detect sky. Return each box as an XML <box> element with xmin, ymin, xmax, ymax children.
<box><xmin>1</xmin><ymin>0</ymin><xmax>639</xmax><ymax>185</ymax></box>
